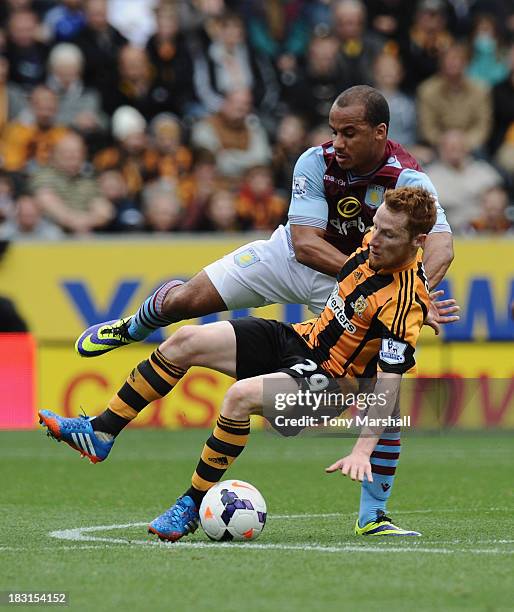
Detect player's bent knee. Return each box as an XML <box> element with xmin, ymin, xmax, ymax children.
<box><xmin>223</xmin><ymin>379</ymin><xmax>260</xmax><ymax>420</ymax></box>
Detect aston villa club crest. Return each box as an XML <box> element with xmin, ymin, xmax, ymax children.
<box><xmin>364</xmin><ymin>184</ymin><xmax>385</xmax><ymax>209</ymax></box>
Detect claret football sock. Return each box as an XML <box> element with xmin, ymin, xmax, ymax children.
<box><xmin>358</xmin><ymin>430</ymin><xmax>401</xmax><ymax>527</ymax></box>
<box><xmin>92</xmin><ymin>348</ymin><xmax>188</xmax><ymax>436</ymax></box>
<box><xmin>185</xmin><ymin>415</ymin><xmax>251</xmax><ymax>507</ymax></box>
<box><xmin>128</xmin><ymin>280</ymin><xmax>184</xmax><ymax>340</ymax></box>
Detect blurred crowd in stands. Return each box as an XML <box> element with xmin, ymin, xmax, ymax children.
<box><xmin>0</xmin><ymin>0</ymin><xmax>514</xmax><ymax>240</ymax></box>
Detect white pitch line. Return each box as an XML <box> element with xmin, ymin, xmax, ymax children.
<box><xmin>271</xmin><ymin>507</ymin><xmax>512</xmax><ymax>519</ymax></box>
<box><xmin>46</xmin><ymin>519</ymin><xmax>514</xmax><ymax>556</ymax></box>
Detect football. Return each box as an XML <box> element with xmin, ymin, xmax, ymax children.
<box><xmin>199</xmin><ymin>480</ymin><xmax>267</xmax><ymax>541</ymax></box>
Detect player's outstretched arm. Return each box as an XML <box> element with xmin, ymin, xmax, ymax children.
<box><xmin>325</xmin><ymin>373</ymin><xmax>402</xmax><ymax>482</ymax></box>
<box><xmin>422</xmin><ymin>231</ymin><xmax>454</xmax><ymax>289</ymax></box>
<box><xmin>290</xmin><ymin>224</ymin><xmax>349</xmax><ymax>277</ymax></box>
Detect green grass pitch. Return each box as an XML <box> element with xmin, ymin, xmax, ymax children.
<box><xmin>1</xmin><ymin>429</ymin><xmax>512</xmax><ymax>611</ymax></box>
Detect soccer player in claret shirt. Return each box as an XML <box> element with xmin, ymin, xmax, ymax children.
<box><xmin>40</xmin><ymin>186</ymin><xmax>457</xmax><ymax>540</ymax></box>
<box><xmin>75</xmin><ymin>86</ymin><xmax>454</xmax><ymax>359</ymax></box>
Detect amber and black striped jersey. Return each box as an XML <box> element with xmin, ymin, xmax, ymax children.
<box><xmin>292</xmin><ymin>242</ymin><xmax>430</xmax><ymax>378</ymax></box>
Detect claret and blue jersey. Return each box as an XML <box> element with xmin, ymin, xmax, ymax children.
<box><xmin>286</xmin><ymin>139</ymin><xmax>451</xmax><ymax>255</ymax></box>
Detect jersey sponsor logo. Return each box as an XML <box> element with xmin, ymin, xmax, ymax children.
<box><xmin>364</xmin><ymin>184</ymin><xmax>385</xmax><ymax>209</ymax></box>
<box><xmin>292</xmin><ymin>175</ymin><xmax>307</xmax><ymax>197</ymax></box>
<box><xmin>329</xmin><ymin>215</ymin><xmax>370</xmax><ymax>236</ymax></box>
<box><xmin>351</xmin><ymin>295</ymin><xmax>368</xmax><ymax>318</ymax></box>
<box><xmin>234</xmin><ymin>248</ymin><xmax>260</xmax><ymax>268</ymax></box>
<box><xmin>379</xmin><ymin>338</ymin><xmax>407</xmax><ymax>364</ymax></box>
<box><xmin>336</xmin><ymin>196</ymin><xmax>361</xmax><ymax>218</ymax></box>
<box><xmin>327</xmin><ymin>285</ymin><xmax>357</xmax><ymax>333</ymax></box>
<box><xmin>324</xmin><ymin>173</ymin><xmax>345</xmax><ymax>187</ymax></box>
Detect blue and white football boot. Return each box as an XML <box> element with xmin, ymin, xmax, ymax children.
<box><xmin>38</xmin><ymin>410</ymin><xmax>114</xmax><ymax>464</ymax></box>
<box><xmin>148</xmin><ymin>496</ymin><xmax>199</xmax><ymax>542</ymax></box>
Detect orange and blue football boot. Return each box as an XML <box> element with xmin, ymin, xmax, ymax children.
<box><xmin>38</xmin><ymin>410</ymin><xmax>114</xmax><ymax>464</ymax></box>
<box><xmin>148</xmin><ymin>496</ymin><xmax>199</xmax><ymax>542</ymax></box>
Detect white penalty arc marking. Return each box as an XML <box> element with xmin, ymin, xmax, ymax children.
<box><xmin>47</xmin><ymin>517</ymin><xmax>514</xmax><ymax>556</ymax></box>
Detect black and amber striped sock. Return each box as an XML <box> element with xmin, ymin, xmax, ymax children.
<box><xmin>92</xmin><ymin>349</ymin><xmax>187</xmax><ymax>436</ymax></box>
<box><xmin>184</xmin><ymin>414</ymin><xmax>251</xmax><ymax>508</ymax></box>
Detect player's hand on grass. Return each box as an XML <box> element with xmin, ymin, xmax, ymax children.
<box><xmin>425</xmin><ymin>289</ymin><xmax>460</xmax><ymax>336</ymax></box>
<box><xmin>325</xmin><ymin>451</ymin><xmax>373</xmax><ymax>482</ymax></box>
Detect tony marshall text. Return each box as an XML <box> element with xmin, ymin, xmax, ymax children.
<box><xmin>274</xmin><ymin>415</ymin><xmax>411</xmax><ymax>428</ymax></box>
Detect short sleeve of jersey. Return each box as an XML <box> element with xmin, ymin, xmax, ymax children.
<box><xmin>377</xmin><ymin>296</ymin><xmax>424</xmax><ymax>374</ymax></box>
<box><xmin>288</xmin><ymin>146</ymin><xmax>328</xmax><ymax>230</ymax></box>
<box><xmin>396</xmin><ymin>168</ymin><xmax>452</xmax><ymax>234</ymax></box>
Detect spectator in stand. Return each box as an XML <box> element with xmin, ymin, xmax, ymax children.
<box><xmin>489</xmin><ymin>42</ymin><xmax>514</xmax><ymax>156</ymax></box>
<box><xmin>179</xmin><ymin>148</ymin><xmax>220</xmax><ymax>231</ymax></box>
<box><xmin>193</xmin><ymin>10</ymin><xmax>279</xmax><ymax>121</ymax></box>
<box><xmin>197</xmin><ymin>188</ymin><xmax>241</xmax><ymax>232</ymax></box>
<box><xmin>468</xmin><ymin>186</ymin><xmax>512</xmax><ymax>234</ymax></box>
<box><xmin>0</xmin><ymin>54</ymin><xmax>27</xmax><ymax>134</ymax></box>
<box><xmin>0</xmin><ymin>85</ymin><xmax>68</xmax><ymax>172</ymax></box>
<box><xmin>5</xmin><ymin>9</ymin><xmax>48</xmax><ymax>89</ymax></box>
<box><xmin>417</xmin><ymin>42</ymin><xmax>492</xmax><ymax>153</ymax></box>
<box><xmin>71</xmin><ymin>0</ymin><xmax>127</xmax><ymax>97</ymax></box>
<box><xmin>94</xmin><ymin>106</ymin><xmax>156</xmax><ymax>201</ymax></box>
<box><xmin>191</xmin><ymin>88</ymin><xmax>271</xmax><ymax>179</ymax></box>
<box><xmin>46</xmin><ymin>42</ymin><xmax>106</xmax><ymax>134</ymax></box>
<box><xmin>142</xmin><ymin>182</ymin><xmax>183</xmax><ymax>233</ymax></box>
<box><xmin>466</xmin><ymin>13</ymin><xmax>509</xmax><ymax>88</ymax></box>
<box><xmin>400</xmin><ymin>0</ymin><xmax>453</xmax><ymax>93</ymax></box>
<box><xmin>97</xmin><ymin>169</ymin><xmax>143</xmax><ymax>232</ymax></box>
<box><xmin>235</xmin><ymin>165</ymin><xmax>287</xmax><ymax>231</ymax></box>
<box><xmin>149</xmin><ymin>113</ymin><xmax>192</xmax><ymax>182</ymax></box>
<box><xmin>372</xmin><ymin>51</ymin><xmax>417</xmax><ymax>147</ymax></box>
<box><xmin>427</xmin><ymin>129</ymin><xmax>503</xmax><ymax>233</ymax></box>
<box><xmin>307</xmin><ymin>123</ymin><xmax>333</xmax><ymax>148</ymax></box>
<box><xmin>332</xmin><ymin>0</ymin><xmax>385</xmax><ymax>87</ymax></box>
<box><xmin>271</xmin><ymin>114</ymin><xmax>308</xmax><ymax>194</ymax></box>
<box><xmin>30</xmin><ymin>132</ymin><xmax>113</xmax><ymax>234</ymax></box>
<box><xmin>43</xmin><ymin>0</ymin><xmax>86</xmax><ymax>43</ymax></box>
<box><xmin>177</xmin><ymin>0</ymin><xmax>228</xmax><ymax>35</ymax></box>
<box><xmin>182</xmin><ymin>0</ymin><xmax>227</xmax><ymax>62</ymax></box>
<box><xmin>281</xmin><ymin>34</ymin><xmax>344</xmax><ymax>129</ymax></box>
<box><xmin>0</xmin><ymin>171</ymin><xmax>15</xmax><ymax>223</ymax></box>
<box><xmin>0</xmin><ymin>192</ymin><xmax>64</xmax><ymax>239</ymax></box>
<box><xmin>366</xmin><ymin>0</ymin><xmax>415</xmax><ymax>46</ymax></box>
<box><xmin>494</xmin><ymin>122</ymin><xmax>514</xmax><ymax>178</ymax></box>
<box><xmin>102</xmin><ymin>44</ymin><xmax>178</xmax><ymax>120</ymax></box>
<box><xmin>240</xmin><ymin>1</ymin><xmax>310</xmax><ymax>72</ymax></box>
<box><xmin>146</xmin><ymin>3</ymin><xmax>197</xmax><ymax>117</ymax></box>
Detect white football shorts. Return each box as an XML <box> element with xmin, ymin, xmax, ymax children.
<box><xmin>203</xmin><ymin>225</ymin><xmax>335</xmax><ymax>314</ymax></box>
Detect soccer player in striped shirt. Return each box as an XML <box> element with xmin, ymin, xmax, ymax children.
<box><xmin>40</xmin><ymin>186</ymin><xmax>457</xmax><ymax>540</ymax></box>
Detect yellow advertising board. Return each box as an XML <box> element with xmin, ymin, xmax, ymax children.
<box><xmin>0</xmin><ymin>237</ymin><xmax>513</xmax><ymax>343</ymax></box>
<box><xmin>0</xmin><ymin>237</ymin><xmax>307</xmax><ymax>342</ymax></box>
<box><xmin>0</xmin><ymin>236</ymin><xmax>513</xmax><ymax>429</ymax></box>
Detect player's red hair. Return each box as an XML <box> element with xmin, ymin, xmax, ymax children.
<box><xmin>384</xmin><ymin>187</ymin><xmax>437</xmax><ymax>238</ymax></box>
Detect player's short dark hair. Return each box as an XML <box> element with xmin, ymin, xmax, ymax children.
<box><xmin>334</xmin><ymin>85</ymin><xmax>390</xmax><ymax>129</ymax></box>
<box><xmin>384</xmin><ymin>186</ymin><xmax>437</xmax><ymax>237</ymax></box>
